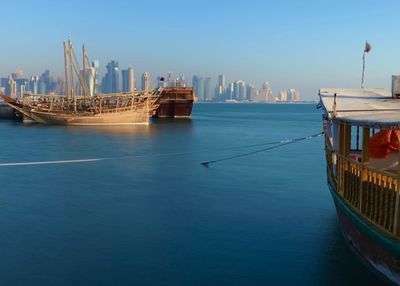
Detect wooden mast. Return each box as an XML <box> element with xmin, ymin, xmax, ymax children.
<box><xmin>68</xmin><ymin>39</ymin><xmax>76</xmax><ymax>113</ymax></box>
<box><xmin>63</xmin><ymin>41</ymin><xmax>69</xmax><ymax>99</ymax></box>
<box><xmin>82</xmin><ymin>44</ymin><xmax>86</xmax><ymax>99</ymax></box>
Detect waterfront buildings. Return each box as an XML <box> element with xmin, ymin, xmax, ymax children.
<box><xmin>102</xmin><ymin>60</ymin><xmax>119</xmax><ymax>93</ymax></box>
<box><xmin>204</xmin><ymin>77</ymin><xmax>212</xmax><ymax>101</ymax></box>
<box><xmin>122</xmin><ymin>67</ymin><xmax>135</xmax><ymax>92</ymax></box>
<box><xmin>0</xmin><ymin>62</ymin><xmax>302</xmax><ymax>102</ymax></box>
<box><xmin>141</xmin><ymin>71</ymin><xmax>151</xmax><ymax>92</ymax></box>
<box><xmin>233</xmin><ymin>80</ymin><xmax>246</xmax><ymax>101</ymax></box>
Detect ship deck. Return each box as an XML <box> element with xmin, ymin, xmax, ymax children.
<box><xmin>319</xmin><ymin>88</ymin><xmax>400</xmax><ymax>127</ymax></box>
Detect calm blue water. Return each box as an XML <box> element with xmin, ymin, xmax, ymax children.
<box><xmin>0</xmin><ymin>104</ymin><xmax>383</xmax><ymax>285</ymax></box>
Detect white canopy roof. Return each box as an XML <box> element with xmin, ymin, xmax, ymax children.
<box><xmin>319</xmin><ymin>88</ymin><xmax>400</xmax><ymax>127</ymax></box>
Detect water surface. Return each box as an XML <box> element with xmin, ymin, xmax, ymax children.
<box><xmin>0</xmin><ymin>104</ymin><xmax>383</xmax><ymax>285</ymax></box>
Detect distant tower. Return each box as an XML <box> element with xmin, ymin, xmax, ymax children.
<box><xmin>279</xmin><ymin>89</ymin><xmax>288</xmax><ymax>102</ymax></box>
<box><xmin>204</xmin><ymin>77</ymin><xmax>212</xmax><ymax>101</ymax></box>
<box><xmin>177</xmin><ymin>76</ymin><xmax>186</xmax><ymax>87</ymax></box>
<box><xmin>6</xmin><ymin>76</ymin><xmax>17</xmax><ymax>98</ymax></box>
<box><xmin>122</xmin><ymin>67</ymin><xmax>135</xmax><ymax>92</ymax></box>
<box><xmin>91</xmin><ymin>60</ymin><xmax>100</xmax><ymax>95</ymax></box>
<box><xmin>197</xmin><ymin>77</ymin><xmax>205</xmax><ymax>101</ymax></box>
<box><xmin>141</xmin><ymin>71</ymin><xmax>151</xmax><ymax>91</ymax></box>
<box><xmin>102</xmin><ymin>60</ymin><xmax>119</xmax><ymax>93</ymax></box>
<box><xmin>215</xmin><ymin>74</ymin><xmax>226</xmax><ymax>101</ymax></box>
<box><xmin>192</xmin><ymin>75</ymin><xmax>205</xmax><ymax>101</ymax></box>
<box><xmin>233</xmin><ymin>80</ymin><xmax>246</xmax><ymax>100</ymax></box>
<box><xmin>288</xmin><ymin>88</ymin><xmax>300</xmax><ymax>102</ymax></box>
<box><xmin>246</xmin><ymin>84</ymin><xmax>256</xmax><ymax>101</ymax></box>
<box><xmin>192</xmin><ymin>75</ymin><xmax>199</xmax><ymax>97</ymax></box>
<box><xmin>218</xmin><ymin>74</ymin><xmax>226</xmax><ymax>89</ymax></box>
<box><xmin>257</xmin><ymin>82</ymin><xmax>274</xmax><ymax>102</ymax></box>
<box><xmin>166</xmin><ymin>71</ymin><xmax>174</xmax><ymax>87</ymax></box>
<box><xmin>81</xmin><ymin>67</ymin><xmax>95</xmax><ymax>96</ymax></box>
<box><xmin>226</xmin><ymin>82</ymin><xmax>234</xmax><ymax>100</ymax></box>
<box><xmin>28</xmin><ymin>76</ymin><xmax>39</xmax><ymax>94</ymax></box>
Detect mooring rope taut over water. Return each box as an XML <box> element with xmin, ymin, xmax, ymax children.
<box><xmin>200</xmin><ymin>131</ymin><xmax>324</xmax><ymax>167</ymax></box>
<box><xmin>0</xmin><ymin>132</ymin><xmax>323</xmax><ymax>168</ymax></box>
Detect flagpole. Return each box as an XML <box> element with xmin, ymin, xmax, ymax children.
<box><xmin>361</xmin><ymin>40</ymin><xmax>371</xmax><ymax>89</ymax></box>
<box><xmin>361</xmin><ymin>49</ymin><xmax>366</xmax><ymax>88</ymax></box>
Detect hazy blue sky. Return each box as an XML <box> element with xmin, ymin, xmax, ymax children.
<box><xmin>1</xmin><ymin>0</ymin><xmax>400</xmax><ymax>99</ymax></box>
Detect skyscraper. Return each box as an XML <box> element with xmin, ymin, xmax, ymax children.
<box><xmin>5</xmin><ymin>76</ymin><xmax>16</xmax><ymax>98</ymax></box>
<box><xmin>233</xmin><ymin>80</ymin><xmax>246</xmax><ymax>100</ymax></box>
<box><xmin>192</xmin><ymin>75</ymin><xmax>205</xmax><ymax>101</ymax></box>
<box><xmin>166</xmin><ymin>71</ymin><xmax>174</xmax><ymax>87</ymax></box>
<box><xmin>256</xmin><ymin>82</ymin><xmax>274</xmax><ymax>102</ymax></box>
<box><xmin>91</xmin><ymin>60</ymin><xmax>100</xmax><ymax>95</ymax></box>
<box><xmin>28</xmin><ymin>76</ymin><xmax>39</xmax><ymax>94</ymax></box>
<box><xmin>288</xmin><ymin>88</ymin><xmax>300</xmax><ymax>102</ymax></box>
<box><xmin>81</xmin><ymin>67</ymin><xmax>96</xmax><ymax>96</ymax></box>
<box><xmin>197</xmin><ymin>77</ymin><xmax>205</xmax><ymax>101</ymax></box>
<box><xmin>192</xmin><ymin>75</ymin><xmax>199</xmax><ymax>97</ymax></box>
<box><xmin>246</xmin><ymin>84</ymin><xmax>256</xmax><ymax>101</ymax></box>
<box><xmin>204</xmin><ymin>77</ymin><xmax>213</xmax><ymax>101</ymax></box>
<box><xmin>215</xmin><ymin>74</ymin><xmax>226</xmax><ymax>102</ymax></box>
<box><xmin>141</xmin><ymin>71</ymin><xmax>151</xmax><ymax>92</ymax></box>
<box><xmin>218</xmin><ymin>74</ymin><xmax>226</xmax><ymax>89</ymax></box>
<box><xmin>122</xmin><ymin>67</ymin><xmax>135</xmax><ymax>92</ymax></box>
<box><xmin>279</xmin><ymin>89</ymin><xmax>288</xmax><ymax>102</ymax></box>
<box><xmin>226</xmin><ymin>83</ymin><xmax>234</xmax><ymax>100</ymax></box>
<box><xmin>102</xmin><ymin>60</ymin><xmax>119</xmax><ymax>93</ymax></box>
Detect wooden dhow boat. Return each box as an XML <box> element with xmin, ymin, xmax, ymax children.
<box><xmin>0</xmin><ymin>39</ymin><xmax>162</xmax><ymax>125</ymax></box>
<box><xmin>320</xmin><ymin>83</ymin><xmax>400</xmax><ymax>285</ymax></box>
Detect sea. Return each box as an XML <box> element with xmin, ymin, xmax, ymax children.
<box><xmin>0</xmin><ymin>103</ymin><xmax>384</xmax><ymax>286</ymax></box>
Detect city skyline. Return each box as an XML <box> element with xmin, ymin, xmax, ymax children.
<box><xmin>1</xmin><ymin>1</ymin><xmax>400</xmax><ymax>100</ymax></box>
<box><xmin>0</xmin><ymin>65</ymin><xmax>302</xmax><ymax>102</ymax></box>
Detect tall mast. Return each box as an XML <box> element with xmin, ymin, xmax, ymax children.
<box><xmin>63</xmin><ymin>41</ymin><xmax>69</xmax><ymax>99</ymax></box>
<box><xmin>68</xmin><ymin>39</ymin><xmax>76</xmax><ymax>112</ymax></box>
<box><xmin>82</xmin><ymin>44</ymin><xmax>86</xmax><ymax>98</ymax></box>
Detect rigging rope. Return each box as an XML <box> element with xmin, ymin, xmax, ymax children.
<box><xmin>201</xmin><ymin>131</ymin><xmax>324</xmax><ymax>167</ymax></box>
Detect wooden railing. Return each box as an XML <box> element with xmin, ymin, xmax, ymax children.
<box><xmin>326</xmin><ymin>146</ymin><xmax>400</xmax><ymax>238</ymax></box>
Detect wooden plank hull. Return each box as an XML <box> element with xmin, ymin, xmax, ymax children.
<box><xmin>153</xmin><ymin>87</ymin><xmax>193</xmax><ymax>118</ymax></box>
<box><xmin>155</xmin><ymin>99</ymin><xmax>193</xmax><ymax>118</ymax></box>
<box><xmin>329</xmin><ymin>185</ymin><xmax>400</xmax><ymax>285</ymax></box>
<box><xmin>28</xmin><ymin>109</ymin><xmax>149</xmax><ymax>125</ymax></box>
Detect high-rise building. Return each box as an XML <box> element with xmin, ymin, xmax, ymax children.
<box><xmin>246</xmin><ymin>84</ymin><xmax>257</xmax><ymax>101</ymax></box>
<box><xmin>166</xmin><ymin>71</ymin><xmax>174</xmax><ymax>87</ymax></box>
<box><xmin>176</xmin><ymin>76</ymin><xmax>186</xmax><ymax>87</ymax></box>
<box><xmin>279</xmin><ymin>89</ymin><xmax>288</xmax><ymax>102</ymax></box>
<box><xmin>15</xmin><ymin>78</ymin><xmax>28</xmax><ymax>98</ymax></box>
<box><xmin>197</xmin><ymin>77</ymin><xmax>205</xmax><ymax>101</ymax></box>
<box><xmin>102</xmin><ymin>60</ymin><xmax>120</xmax><ymax>93</ymax></box>
<box><xmin>256</xmin><ymin>82</ymin><xmax>274</xmax><ymax>102</ymax></box>
<box><xmin>28</xmin><ymin>76</ymin><xmax>39</xmax><ymax>94</ymax></box>
<box><xmin>81</xmin><ymin>67</ymin><xmax>96</xmax><ymax>96</ymax></box>
<box><xmin>214</xmin><ymin>74</ymin><xmax>226</xmax><ymax>102</ymax></box>
<box><xmin>5</xmin><ymin>76</ymin><xmax>17</xmax><ymax>98</ymax></box>
<box><xmin>192</xmin><ymin>75</ymin><xmax>205</xmax><ymax>101</ymax></box>
<box><xmin>192</xmin><ymin>75</ymin><xmax>199</xmax><ymax>97</ymax></box>
<box><xmin>218</xmin><ymin>74</ymin><xmax>226</xmax><ymax>89</ymax></box>
<box><xmin>288</xmin><ymin>88</ymin><xmax>300</xmax><ymax>102</ymax></box>
<box><xmin>0</xmin><ymin>78</ymin><xmax>7</xmax><ymax>95</ymax></box>
<box><xmin>91</xmin><ymin>60</ymin><xmax>100</xmax><ymax>95</ymax></box>
<box><xmin>141</xmin><ymin>71</ymin><xmax>151</xmax><ymax>91</ymax></box>
<box><xmin>226</xmin><ymin>82</ymin><xmax>234</xmax><ymax>100</ymax></box>
<box><xmin>122</xmin><ymin>67</ymin><xmax>135</xmax><ymax>92</ymax></box>
<box><xmin>204</xmin><ymin>77</ymin><xmax>212</xmax><ymax>101</ymax></box>
<box><xmin>233</xmin><ymin>80</ymin><xmax>246</xmax><ymax>100</ymax></box>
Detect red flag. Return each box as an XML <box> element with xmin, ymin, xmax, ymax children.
<box><xmin>364</xmin><ymin>41</ymin><xmax>371</xmax><ymax>53</ymax></box>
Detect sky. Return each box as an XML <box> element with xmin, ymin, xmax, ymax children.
<box><xmin>1</xmin><ymin>0</ymin><xmax>400</xmax><ymax>99</ymax></box>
